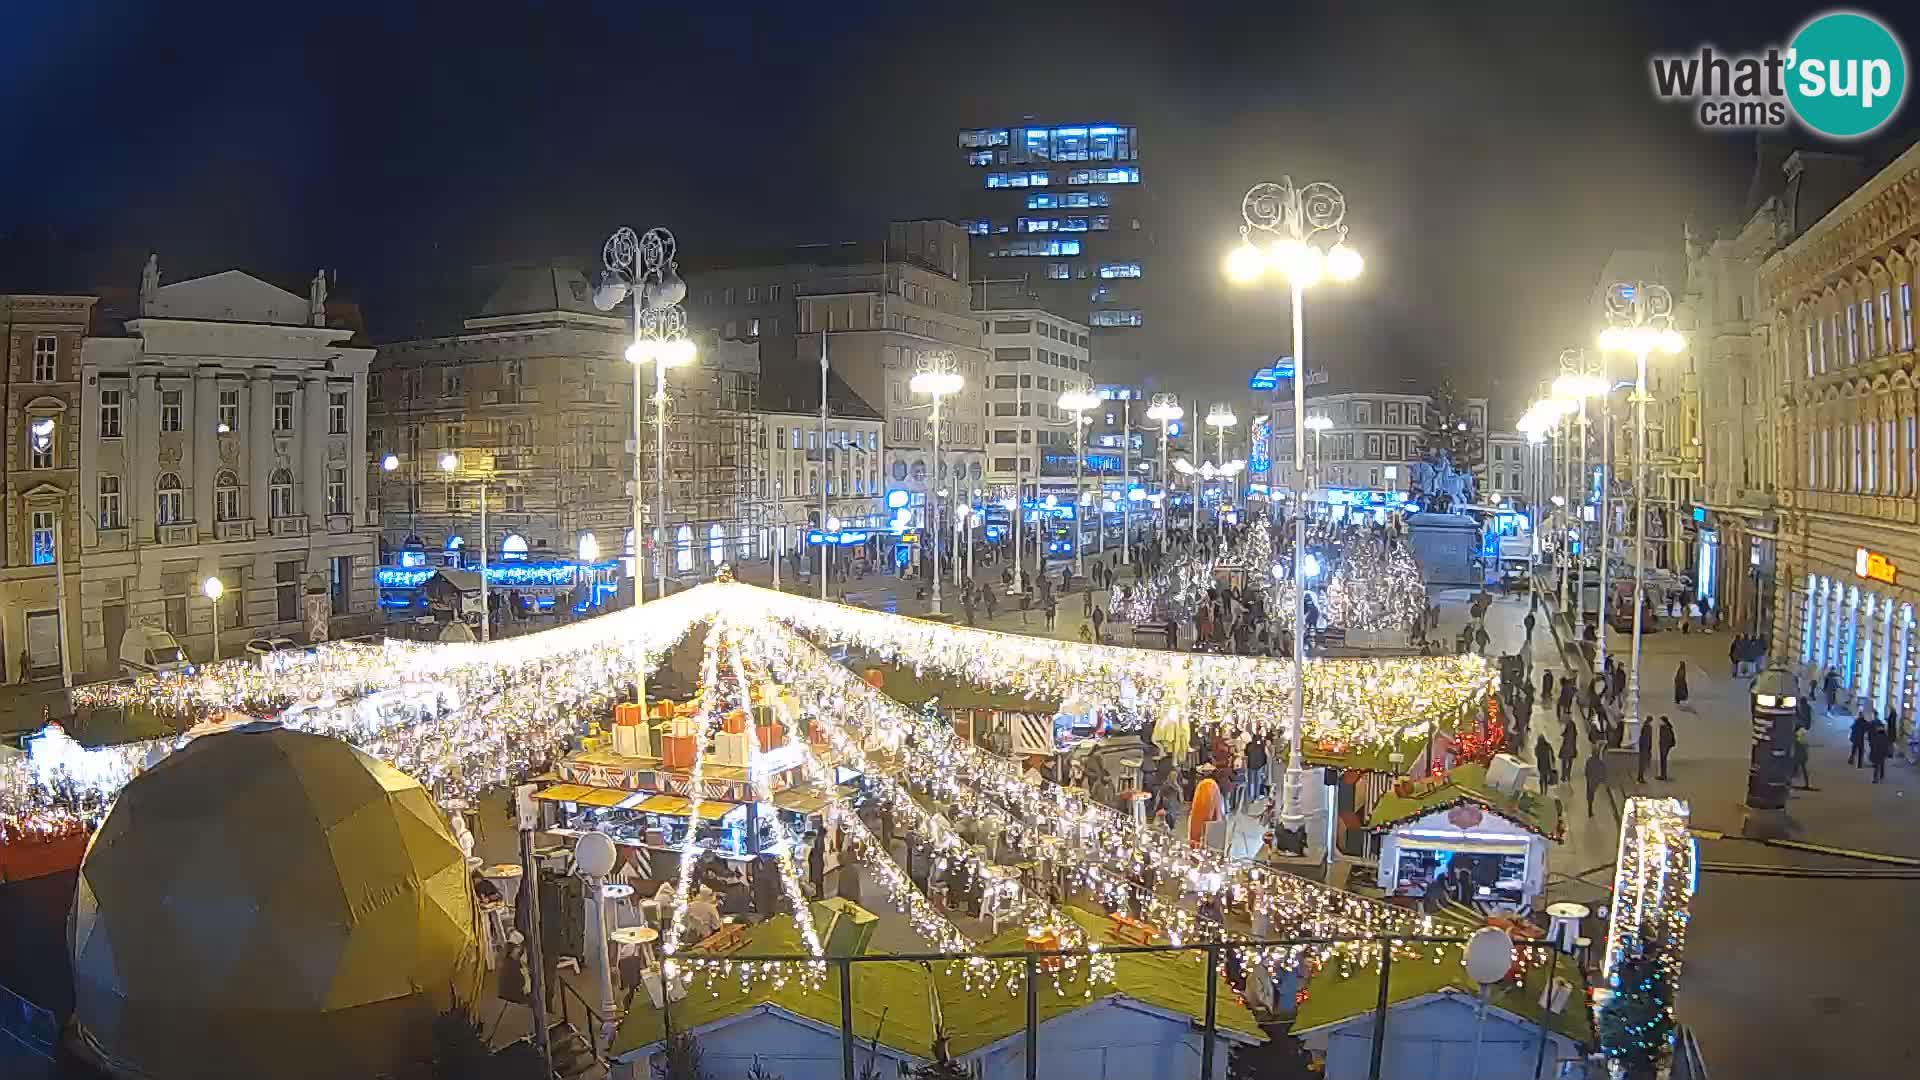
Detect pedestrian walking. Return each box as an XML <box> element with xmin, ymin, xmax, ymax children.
<box><xmin>1636</xmin><ymin>720</ymin><xmax>1654</xmax><ymax>783</ymax></box>
<box><xmin>1558</xmin><ymin>726</ymin><xmax>1577</xmax><ymax>784</ymax></box>
<box><xmin>1728</xmin><ymin>637</ymin><xmax>1741</xmax><ymax>679</ymax></box>
<box><xmin>1849</xmin><ymin>711</ymin><xmax>1869</xmax><ymax>767</ymax></box>
<box><xmin>1673</xmin><ymin>661</ymin><xmax>1689</xmax><ymax>708</ymax></box>
<box><xmin>1792</xmin><ymin>728</ymin><xmax>1812</xmax><ymax>788</ymax></box>
<box><xmin>1611</xmin><ymin>663</ymin><xmax>1627</xmax><ymax>707</ymax></box>
<box><xmin>1542</xmin><ymin>669</ymin><xmax>1555</xmax><ymax>703</ymax></box>
<box><xmin>1584</xmin><ymin>747</ymin><xmax>1608</xmax><ymax>817</ymax></box>
<box><xmin>1657</xmin><ymin>716</ymin><xmax>1676</xmax><ymax>780</ymax></box>
<box><xmin>1869</xmin><ymin>720</ymin><xmax>1891</xmax><ymax>782</ymax></box>
<box><xmin>1557</xmin><ymin>676</ymin><xmax>1575</xmax><ymax>719</ymax></box>
<box><xmin>1824</xmin><ymin>668</ymin><xmax>1841</xmax><ymax>712</ymax></box>
<box><xmin>1534</xmin><ymin>735</ymin><xmax>1557</xmax><ymax>788</ymax></box>
<box><xmin>1043</xmin><ymin>597</ymin><xmax>1057</xmax><ymax>632</ymax></box>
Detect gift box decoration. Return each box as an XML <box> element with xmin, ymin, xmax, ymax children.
<box><xmin>649</xmin><ymin>700</ymin><xmax>676</xmax><ymax>722</ymax></box>
<box><xmin>658</xmin><ymin>733</ymin><xmax>697</xmax><ymax>769</ymax></box>
<box><xmin>613</xmin><ymin>703</ymin><xmax>651</xmax><ymax>757</ymax></box>
<box><xmin>754</xmin><ymin>721</ymin><xmax>786</xmax><ymax>752</ymax></box>
<box><xmin>721</xmin><ymin>709</ymin><xmax>749</xmax><ymax>735</ymax></box>
<box><xmin>712</xmin><ymin>730</ymin><xmax>752</xmax><ymax>767</ymax></box>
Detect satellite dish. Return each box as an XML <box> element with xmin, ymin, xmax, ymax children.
<box><xmin>1463</xmin><ymin>926</ymin><xmax>1515</xmax><ymax>985</ymax></box>
<box><xmin>574</xmin><ymin>831</ymin><xmax>618</xmax><ymax>877</ymax></box>
<box><xmin>591</xmin><ymin>271</ymin><xmax>629</xmax><ymax>312</ymax></box>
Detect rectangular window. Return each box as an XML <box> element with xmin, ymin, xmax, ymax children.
<box><xmin>31</xmin><ymin>335</ymin><xmax>56</xmax><ymax>382</ymax></box>
<box><xmin>30</xmin><ymin>511</ymin><xmax>54</xmax><ymax>565</ymax></box>
<box><xmin>1089</xmin><ymin>309</ymin><xmax>1144</xmax><ymax>327</ymax></box>
<box><xmin>1098</xmin><ymin>263</ymin><xmax>1143</xmax><ymax>279</ymax></box>
<box><xmin>327</xmin><ymin>467</ymin><xmax>348</xmax><ymax>515</ymax></box>
<box><xmin>218</xmin><ymin>388</ymin><xmax>240</xmax><ymax>432</ymax></box>
<box><xmin>444</xmin><ymin>366</ymin><xmax>464</xmax><ymax>396</ymax></box>
<box><xmin>330</xmin><ymin>556</ymin><xmax>352</xmax><ymax>615</ymax></box>
<box><xmin>98</xmin><ymin>476</ymin><xmax>123</xmax><ymax>529</ymax></box>
<box><xmin>276</xmin><ymin>560</ymin><xmax>301</xmax><ymax>622</ymax></box>
<box><xmin>328</xmin><ymin>390</ymin><xmax>348</xmax><ymax>435</ymax></box>
<box><xmin>99</xmin><ymin>388</ymin><xmax>122</xmax><ymax>438</ymax></box>
<box><xmin>1064</xmin><ymin>167</ymin><xmax>1139</xmax><ymax>185</ymax></box>
<box><xmin>273</xmin><ymin>391</ymin><xmax>294</xmax><ymax>431</ymax></box>
<box><xmin>28</xmin><ymin>419</ymin><xmax>54</xmax><ymax>469</ymax></box>
<box><xmin>1816</xmin><ymin>317</ymin><xmax>1827</xmax><ymax>371</ymax></box>
<box><xmin>746</xmin><ymin>286</ymin><xmax>758</xmax><ymax>303</ymax></box>
<box><xmin>1881</xmin><ymin>289</ymin><xmax>1895</xmax><ymax>355</ymax></box>
<box><xmin>1861</xmin><ymin>299</ymin><xmax>1876</xmax><ymax>356</ymax></box>
<box><xmin>1047</xmin><ymin>262</ymin><xmax>1071</xmax><ymax>279</ymax></box>
<box><xmin>1902</xmin><ymin>284</ymin><xmax>1914</xmax><ymax>351</ymax></box>
<box><xmin>768</xmin><ymin>285</ymin><xmax>782</xmax><ymax>302</ymax></box>
<box><xmin>156</xmin><ymin>486</ymin><xmax>183</xmax><ymax>526</ymax></box>
<box><xmin>216</xmin><ymin>481</ymin><xmax>239</xmax><ymax>522</ymax></box>
<box><xmin>1908</xmin><ymin>416</ymin><xmax>1916</xmax><ymax>492</ymax></box>
<box><xmin>160</xmin><ymin>390</ymin><xmax>183</xmax><ymax>432</ymax></box>
<box><xmin>1805</xmin><ymin>322</ymin><xmax>1817</xmax><ymax>377</ymax></box>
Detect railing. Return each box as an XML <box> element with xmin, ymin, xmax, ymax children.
<box><xmin>554</xmin><ymin>972</ymin><xmax>605</xmax><ymax>1066</ymax></box>
<box><xmin>626</xmin><ymin>934</ymin><xmax>1587</xmax><ymax>1080</ymax></box>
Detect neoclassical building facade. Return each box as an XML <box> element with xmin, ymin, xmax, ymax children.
<box><xmin>1766</xmin><ymin>142</ymin><xmax>1920</xmax><ymax>718</ymax></box>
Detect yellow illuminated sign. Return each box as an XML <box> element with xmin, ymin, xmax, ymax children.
<box><xmin>1856</xmin><ymin>547</ymin><xmax>1897</xmax><ymax>585</ymax></box>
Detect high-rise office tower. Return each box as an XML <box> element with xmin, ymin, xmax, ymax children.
<box><xmin>958</xmin><ymin>122</ymin><xmax>1148</xmax><ymax>378</ymax></box>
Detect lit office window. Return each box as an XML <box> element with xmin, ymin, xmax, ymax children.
<box><xmin>1089</xmin><ymin>309</ymin><xmax>1144</xmax><ymax>327</ymax></box>
<box><xmin>1098</xmin><ymin>263</ymin><xmax>1143</xmax><ymax>279</ymax></box>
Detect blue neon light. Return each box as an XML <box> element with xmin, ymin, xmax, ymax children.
<box><xmin>375</xmin><ymin>560</ymin><xmax>619</xmax><ymax>590</ymax></box>
<box><xmin>807</xmin><ymin>530</ymin><xmax>872</xmax><ymax>546</ymax></box>
<box><xmin>1249</xmin><ymin>368</ymin><xmax>1279</xmax><ymax>391</ymax></box>
<box><xmin>1250</xmin><ymin>417</ymin><xmax>1271</xmax><ymax>475</ymax></box>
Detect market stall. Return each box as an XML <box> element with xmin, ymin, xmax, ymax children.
<box><xmin>1367</xmin><ymin>762</ymin><xmax>1562</xmax><ymax>912</ymax></box>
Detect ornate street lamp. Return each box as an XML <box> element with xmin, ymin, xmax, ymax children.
<box><xmin>1226</xmin><ymin>177</ymin><xmax>1362</xmax><ymax>844</ymax></box>
<box><xmin>1059</xmin><ymin>388</ymin><xmax>1099</xmax><ymax>576</ymax></box>
<box><xmin>1598</xmin><ymin>282</ymin><xmax>1686</xmax><ymax>745</ymax></box>
<box><xmin>911</xmin><ymin>352</ymin><xmax>964</xmax><ymax>616</ymax></box>
<box><xmin>1145</xmin><ymin>394</ymin><xmax>1183</xmax><ymax>545</ymax></box>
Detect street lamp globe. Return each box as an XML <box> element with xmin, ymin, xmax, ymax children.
<box><xmin>827</xmin><ymin>516</ymin><xmax>841</xmax><ymax>532</ymax></box>
<box><xmin>910</xmin><ymin>370</ymin><xmax>964</xmax><ymax>396</ymax></box>
<box><xmin>381</xmin><ymin>453</ymin><xmax>399</xmax><ymax>472</ymax></box>
<box><xmin>579</xmin><ymin>534</ymin><xmax>600</xmax><ymax>563</ymax></box>
<box><xmin>1205</xmin><ymin>405</ymin><xmax>1237</xmax><ymax>430</ymax></box>
<box><xmin>1658</xmin><ymin>329</ymin><xmax>1686</xmax><ymax>354</ymax></box>
<box><xmin>439</xmin><ymin>453</ymin><xmax>459</xmax><ymax>474</ymax></box>
<box><xmin>1057</xmin><ymin>389</ymin><xmax>1098</xmax><ymax>413</ymax></box>
<box><xmin>1303</xmin><ymin>414</ymin><xmax>1333</xmax><ymax>434</ymax></box>
<box><xmin>1225</xmin><ymin>243</ymin><xmax>1266</xmax><ymax>284</ymax></box>
<box><xmin>1325</xmin><ymin>243</ymin><xmax>1364</xmax><ymax>282</ymax></box>
<box><xmin>662</xmin><ymin>338</ymin><xmax>699</xmax><ymax>367</ymax></box>
<box><xmin>202</xmin><ymin>577</ymin><xmax>224</xmax><ymax>602</ymax></box>
<box><xmin>1145</xmin><ymin>396</ymin><xmax>1183</xmax><ymax>424</ymax></box>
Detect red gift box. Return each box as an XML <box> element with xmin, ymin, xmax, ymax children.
<box><xmin>659</xmin><ymin>733</ymin><xmax>697</xmax><ymax>769</ymax></box>
<box><xmin>721</xmin><ymin>709</ymin><xmax>749</xmax><ymax>735</ymax></box>
<box><xmin>755</xmin><ymin>721</ymin><xmax>786</xmax><ymax>752</ymax></box>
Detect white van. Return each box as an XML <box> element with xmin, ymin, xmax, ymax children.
<box><xmin>119</xmin><ymin>626</ymin><xmax>192</xmax><ymax>676</ymax></box>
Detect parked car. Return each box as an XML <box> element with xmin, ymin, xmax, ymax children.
<box><xmin>118</xmin><ymin>626</ymin><xmax>191</xmax><ymax>677</ymax></box>
<box><xmin>243</xmin><ymin>637</ymin><xmax>299</xmax><ymax>659</ymax></box>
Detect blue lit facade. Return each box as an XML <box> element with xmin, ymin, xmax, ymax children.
<box><xmin>374</xmin><ymin>559</ymin><xmax>620</xmax><ymax>617</ymax></box>
<box><xmin>959</xmin><ymin>123</ymin><xmax>1149</xmax><ymax>379</ymax></box>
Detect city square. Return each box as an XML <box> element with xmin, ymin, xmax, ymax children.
<box><xmin>1</xmin><ymin>4</ymin><xmax>1918</xmax><ymax>1079</ymax></box>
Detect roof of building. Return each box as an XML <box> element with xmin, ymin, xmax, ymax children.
<box><xmin>758</xmin><ymin>358</ymin><xmax>882</xmax><ymax>421</ymax></box>
<box><xmin>473</xmin><ymin>263</ymin><xmax>606</xmax><ymax>320</ymax></box>
<box><xmin>1291</xmin><ymin>922</ymin><xmax>1593</xmax><ymax>1047</ymax></box>
<box><xmin>611</xmin><ymin>904</ymin><xmax>1262</xmax><ymax>1060</ymax></box>
<box><xmin>1364</xmin><ymin>762</ymin><xmax>1562</xmax><ymax>839</ymax></box>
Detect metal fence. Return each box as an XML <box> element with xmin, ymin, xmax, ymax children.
<box><xmin>633</xmin><ymin>933</ymin><xmax>1585</xmax><ymax>1080</ymax></box>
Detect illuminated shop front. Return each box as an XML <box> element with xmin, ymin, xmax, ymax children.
<box><xmin>1799</xmin><ymin>549</ymin><xmax>1918</xmax><ymax>716</ymax></box>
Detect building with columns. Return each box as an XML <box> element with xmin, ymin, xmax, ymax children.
<box><xmin>73</xmin><ymin>262</ymin><xmax>377</xmax><ymax>675</ymax></box>
<box><xmin>1766</xmin><ymin>140</ymin><xmax>1920</xmax><ymax>718</ymax></box>
<box><xmin>1</xmin><ymin>292</ymin><xmax>97</xmax><ymax>681</ymax></box>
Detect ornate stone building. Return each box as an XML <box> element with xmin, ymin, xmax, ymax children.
<box><xmin>77</xmin><ymin>262</ymin><xmax>379</xmax><ymax>674</ymax></box>
<box><xmin>1766</xmin><ymin>142</ymin><xmax>1920</xmax><ymax>717</ymax></box>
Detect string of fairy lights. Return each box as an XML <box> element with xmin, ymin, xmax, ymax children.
<box><xmin>1602</xmin><ymin>797</ymin><xmax>1696</xmax><ymax>1017</ymax></box>
<box><xmin>660</xmin><ymin>621</ymin><xmax>726</xmax><ymax>965</ymax></box>
<box><xmin>1111</xmin><ymin>525</ymin><xmax>1275</xmax><ymax>626</ymax></box>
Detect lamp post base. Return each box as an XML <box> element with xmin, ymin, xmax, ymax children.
<box><xmin>1277</xmin><ymin>764</ymin><xmax>1319</xmax><ymax>831</ymax></box>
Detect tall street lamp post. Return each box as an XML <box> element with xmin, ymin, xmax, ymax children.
<box><xmin>202</xmin><ymin>577</ymin><xmax>225</xmax><ymax>663</ymax></box>
<box><xmin>1206</xmin><ymin>404</ymin><xmax>1238</xmax><ymax>537</ymax></box>
<box><xmin>1303</xmin><ymin>413</ymin><xmax>1333</xmax><ymax>492</ymax></box>
<box><xmin>1599</xmin><ymin>282</ymin><xmax>1686</xmax><ymax>746</ymax></box>
<box><xmin>1226</xmin><ymin>178</ymin><xmax>1363</xmax><ymax>840</ymax></box>
<box><xmin>1059</xmin><ymin>389</ymin><xmax>1098</xmax><ymax>577</ymax></box>
<box><xmin>1146</xmin><ymin>394</ymin><xmax>1182</xmax><ymax>546</ymax></box>
<box><xmin>911</xmin><ymin>352</ymin><xmax>964</xmax><ymax>617</ymax></box>
<box><xmin>1553</xmin><ymin>365</ymin><xmax>1607</xmax><ymax>644</ymax></box>
<box><xmin>440</xmin><ymin>452</ymin><xmax>490</xmax><ymax>642</ymax></box>
<box><xmin>596</xmin><ymin>225</ymin><xmax>696</xmax><ymax>612</ymax></box>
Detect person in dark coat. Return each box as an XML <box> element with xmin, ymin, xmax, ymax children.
<box><xmin>1558</xmin><ymin>724</ymin><xmax>1577</xmax><ymax>784</ymax></box>
<box><xmin>1868</xmin><ymin>720</ymin><xmax>1892</xmax><ymax>783</ymax></box>
<box><xmin>1657</xmin><ymin>716</ymin><xmax>1677</xmax><ymax>780</ymax></box>
<box><xmin>1824</xmin><ymin>668</ymin><xmax>1841</xmax><ymax>711</ymax></box>
<box><xmin>1728</xmin><ymin>637</ymin><xmax>1743</xmax><ymax>678</ymax></box>
<box><xmin>1849</xmin><ymin>711</ymin><xmax>1870</xmax><ymax>767</ymax></box>
<box><xmin>1534</xmin><ymin>735</ymin><xmax>1557</xmax><ymax>788</ymax></box>
<box><xmin>1557</xmin><ymin>676</ymin><xmax>1576</xmax><ymax>719</ymax></box>
<box><xmin>1793</xmin><ymin>728</ymin><xmax>1812</xmax><ymax>789</ymax></box>
<box><xmin>1584</xmin><ymin>747</ymin><xmax>1609</xmax><ymax>817</ymax></box>
<box><xmin>1542</xmin><ymin>669</ymin><xmax>1555</xmax><ymax>702</ymax></box>
<box><xmin>1673</xmin><ymin>661</ymin><xmax>1689</xmax><ymax>707</ymax></box>
<box><xmin>1611</xmin><ymin>663</ymin><xmax>1627</xmax><ymax>707</ymax></box>
<box><xmin>1637</xmin><ymin>720</ymin><xmax>1654</xmax><ymax>783</ymax></box>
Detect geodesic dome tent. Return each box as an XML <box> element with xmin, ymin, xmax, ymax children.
<box><xmin>69</xmin><ymin>722</ymin><xmax>480</xmax><ymax>1080</ymax></box>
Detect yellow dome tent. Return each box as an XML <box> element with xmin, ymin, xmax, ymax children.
<box><xmin>68</xmin><ymin>722</ymin><xmax>481</xmax><ymax>1080</ymax></box>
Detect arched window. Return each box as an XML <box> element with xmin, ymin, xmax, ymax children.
<box><xmin>675</xmin><ymin>525</ymin><xmax>693</xmax><ymax>572</ymax></box>
<box><xmin>501</xmin><ymin>533</ymin><xmax>529</xmax><ymax>561</ymax></box>
<box><xmin>708</xmin><ymin>523</ymin><xmax>725</xmax><ymax>567</ymax></box>
<box><xmin>269</xmin><ymin>468</ymin><xmax>294</xmax><ymax>519</ymax></box>
<box><xmin>214</xmin><ymin>470</ymin><xmax>240</xmax><ymax>521</ymax></box>
<box><xmin>507</xmin><ymin>423</ymin><xmax>525</xmax><ymax>447</ymax></box>
<box><xmin>156</xmin><ymin>472</ymin><xmax>184</xmax><ymax>525</ymax></box>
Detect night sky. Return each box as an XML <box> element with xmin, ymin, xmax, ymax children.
<box><xmin>4</xmin><ymin>1</ymin><xmax>1914</xmax><ymax>418</ymax></box>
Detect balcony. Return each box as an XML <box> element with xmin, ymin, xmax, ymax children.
<box><xmin>326</xmin><ymin>514</ymin><xmax>353</xmax><ymax>534</ymax></box>
<box><xmin>215</xmin><ymin>519</ymin><xmax>256</xmax><ymax>542</ymax></box>
<box><xmin>270</xmin><ymin>515</ymin><xmax>310</xmax><ymax>537</ymax></box>
<box><xmin>95</xmin><ymin>527</ymin><xmax>129</xmax><ymax>553</ymax></box>
<box><xmin>155</xmin><ymin>523</ymin><xmax>197</xmax><ymax>547</ymax></box>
